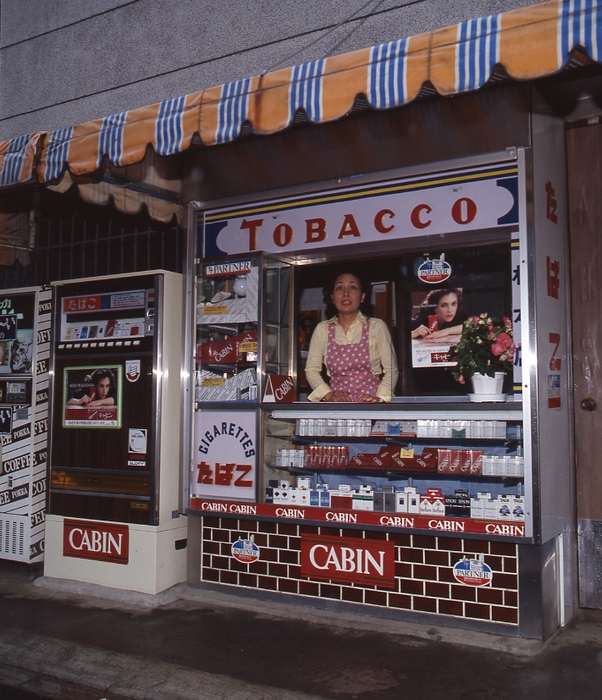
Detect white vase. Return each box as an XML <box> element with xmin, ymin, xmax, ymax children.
<box><xmin>471</xmin><ymin>372</ymin><xmax>505</xmax><ymax>396</ymax></box>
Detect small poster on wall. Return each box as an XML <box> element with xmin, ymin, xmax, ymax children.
<box><xmin>63</xmin><ymin>365</ymin><xmax>122</xmax><ymax>428</ymax></box>
<box><xmin>410</xmin><ymin>288</ymin><xmax>464</xmax><ymax>368</ymax></box>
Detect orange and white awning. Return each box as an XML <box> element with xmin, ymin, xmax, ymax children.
<box><xmin>1</xmin><ymin>0</ymin><xmax>600</xmax><ymax>189</ymax></box>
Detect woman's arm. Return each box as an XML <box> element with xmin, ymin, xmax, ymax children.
<box><xmin>305</xmin><ymin>322</ymin><xmax>332</xmax><ymax>402</ymax></box>
<box><xmin>371</xmin><ymin>319</ymin><xmax>399</xmax><ymax>402</ymax></box>
<box><xmin>88</xmin><ymin>397</ymin><xmax>115</xmax><ymax>407</ymax></box>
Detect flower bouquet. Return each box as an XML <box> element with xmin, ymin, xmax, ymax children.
<box><xmin>448</xmin><ymin>314</ymin><xmax>515</xmax><ymax>386</ymax></box>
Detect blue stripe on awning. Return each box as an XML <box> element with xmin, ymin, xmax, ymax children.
<box><xmin>561</xmin><ymin>0</ymin><xmax>602</xmax><ymax>61</ymax></box>
<box><xmin>98</xmin><ymin>111</ymin><xmax>127</xmax><ymax>168</ymax></box>
<box><xmin>156</xmin><ymin>95</ymin><xmax>186</xmax><ymax>156</ymax></box>
<box><xmin>0</xmin><ymin>135</ymin><xmax>30</xmax><ymax>187</ymax></box>
<box><xmin>44</xmin><ymin>127</ymin><xmax>74</xmax><ymax>182</ymax></box>
<box><xmin>367</xmin><ymin>38</ymin><xmax>409</xmax><ymax>109</ymax></box>
<box><xmin>216</xmin><ymin>78</ymin><xmax>253</xmax><ymax>145</ymax></box>
<box><xmin>458</xmin><ymin>14</ymin><xmax>501</xmax><ymax>92</ymax></box>
<box><xmin>289</xmin><ymin>59</ymin><xmax>326</xmax><ymax>122</ymax></box>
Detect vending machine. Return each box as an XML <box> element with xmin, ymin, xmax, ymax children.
<box><xmin>44</xmin><ymin>271</ymin><xmax>186</xmax><ymax>594</ymax></box>
<box><xmin>0</xmin><ymin>286</ymin><xmax>51</xmax><ymax>565</ymax></box>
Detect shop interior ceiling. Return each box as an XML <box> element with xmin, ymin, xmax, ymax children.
<box><xmin>2</xmin><ymin>0</ymin><xmax>602</xmax><ymax>228</ymax></box>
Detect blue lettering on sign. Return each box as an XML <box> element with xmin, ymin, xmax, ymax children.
<box><xmin>198</xmin><ymin>422</ymin><xmax>255</xmax><ymax>458</ymax></box>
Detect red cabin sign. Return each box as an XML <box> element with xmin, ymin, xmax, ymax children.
<box><xmin>63</xmin><ymin>519</ymin><xmax>130</xmax><ymax>564</ymax></box>
<box><xmin>300</xmin><ymin>534</ymin><xmax>395</xmax><ymax>588</ymax></box>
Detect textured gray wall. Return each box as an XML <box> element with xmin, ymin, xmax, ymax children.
<box><xmin>0</xmin><ymin>0</ymin><xmax>544</xmax><ymax>140</ymax></box>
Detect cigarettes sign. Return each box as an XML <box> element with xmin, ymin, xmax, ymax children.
<box><xmin>191</xmin><ymin>411</ymin><xmax>256</xmax><ymax>501</ymax></box>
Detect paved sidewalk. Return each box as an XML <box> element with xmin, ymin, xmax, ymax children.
<box><xmin>1</xmin><ymin>560</ymin><xmax>602</xmax><ymax>700</ymax></box>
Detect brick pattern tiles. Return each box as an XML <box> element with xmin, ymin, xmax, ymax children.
<box><xmin>201</xmin><ymin>517</ymin><xmax>519</xmax><ymax>625</ymax></box>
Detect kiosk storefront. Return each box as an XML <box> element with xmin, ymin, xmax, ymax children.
<box><xmin>186</xmin><ymin>120</ymin><xmax>573</xmax><ymax>640</ymax></box>
<box><xmin>2</xmin><ymin>0</ymin><xmax>601</xmax><ymax>639</ymax></box>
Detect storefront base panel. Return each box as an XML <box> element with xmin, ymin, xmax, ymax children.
<box><xmin>199</xmin><ymin>516</ymin><xmax>520</xmax><ymax>631</ymax></box>
<box><xmin>44</xmin><ymin>514</ymin><xmax>188</xmax><ymax>595</ymax></box>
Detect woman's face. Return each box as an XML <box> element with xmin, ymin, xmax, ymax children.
<box><xmin>95</xmin><ymin>377</ymin><xmax>111</xmax><ymax>399</ymax></box>
<box><xmin>331</xmin><ymin>274</ymin><xmax>365</xmax><ymax>316</ymax></box>
<box><xmin>435</xmin><ymin>293</ymin><xmax>458</xmax><ymax>323</ymax></box>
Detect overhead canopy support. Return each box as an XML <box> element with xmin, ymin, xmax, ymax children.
<box><xmin>0</xmin><ymin>0</ymin><xmax>600</xmax><ymax>190</ymax></box>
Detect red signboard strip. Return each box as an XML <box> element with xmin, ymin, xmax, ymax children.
<box><xmin>190</xmin><ymin>498</ymin><xmax>526</xmax><ymax>538</ymax></box>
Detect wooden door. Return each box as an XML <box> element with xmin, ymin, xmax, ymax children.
<box><xmin>567</xmin><ymin>119</ymin><xmax>602</xmax><ymax>608</ymax></box>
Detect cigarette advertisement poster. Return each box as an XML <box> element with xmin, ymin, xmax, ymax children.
<box><xmin>0</xmin><ymin>292</ymin><xmax>36</xmax><ymax>376</ymax></box>
<box><xmin>410</xmin><ymin>289</ymin><xmax>463</xmax><ymax>368</ymax></box>
<box><xmin>63</xmin><ymin>366</ymin><xmax>122</xmax><ymax>428</ymax></box>
<box><xmin>191</xmin><ymin>410</ymin><xmax>256</xmax><ymax>501</ymax></box>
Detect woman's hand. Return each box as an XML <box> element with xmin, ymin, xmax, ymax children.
<box><xmin>411</xmin><ymin>325</ymin><xmax>431</xmax><ymax>339</ymax></box>
<box><xmin>322</xmin><ymin>391</ymin><xmax>352</xmax><ymax>402</ymax></box>
<box><xmin>359</xmin><ymin>394</ymin><xmax>383</xmax><ymax>403</ymax></box>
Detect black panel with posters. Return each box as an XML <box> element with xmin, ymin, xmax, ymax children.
<box><xmin>49</xmin><ymin>274</ymin><xmax>158</xmax><ymax>525</ymax></box>
<box><xmin>295</xmin><ymin>241</ymin><xmax>512</xmax><ymax>399</ymax></box>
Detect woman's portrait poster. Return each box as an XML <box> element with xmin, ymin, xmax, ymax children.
<box><xmin>410</xmin><ymin>288</ymin><xmax>464</xmax><ymax>368</ymax></box>
<box><xmin>63</xmin><ymin>365</ymin><xmax>122</xmax><ymax>428</ymax></box>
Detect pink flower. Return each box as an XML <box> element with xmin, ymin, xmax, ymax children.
<box><xmin>491</xmin><ymin>332</ymin><xmax>513</xmax><ymax>356</ymax></box>
<box><xmin>458</xmin><ymin>374</ymin><xmax>465</xmax><ymax>385</ymax></box>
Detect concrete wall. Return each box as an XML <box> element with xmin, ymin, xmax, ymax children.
<box><xmin>0</xmin><ymin>0</ymin><xmax>543</xmax><ymax>140</ymax></box>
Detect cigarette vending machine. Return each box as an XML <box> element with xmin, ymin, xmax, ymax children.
<box><xmin>44</xmin><ymin>271</ymin><xmax>186</xmax><ymax>594</ymax></box>
<box><xmin>0</xmin><ymin>287</ymin><xmax>51</xmax><ymax>564</ymax></box>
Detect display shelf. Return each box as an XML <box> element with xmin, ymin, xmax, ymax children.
<box><xmin>267</xmin><ymin>465</ymin><xmax>524</xmax><ymax>483</ymax></box>
<box><xmin>262</xmin><ymin>406</ymin><xmax>528</xmax><ymax>537</ymax></box>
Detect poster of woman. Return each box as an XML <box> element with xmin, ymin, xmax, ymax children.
<box><xmin>410</xmin><ymin>288</ymin><xmax>464</xmax><ymax>368</ymax></box>
<box><xmin>63</xmin><ymin>366</ymin><xmax>122</xmax><ymax>427</ymax></box>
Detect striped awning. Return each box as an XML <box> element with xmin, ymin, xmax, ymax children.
<box><xmin>0</xmin><ymin>133</ymin><xmax>44</xmax><ymax>187</ymax></box>
<box><xmin>1</xmin><ymin>0</ymin><xmax>601</xmax><ymax>189</ymax></box>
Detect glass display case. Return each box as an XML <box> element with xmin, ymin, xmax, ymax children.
<box><xmin>262</xmin><ymin>405</ymin><xmax>528</xmax><ymax>537</ymax></box>
<box><xmin>194</xmin><ymin>255</ymin><xmax>291</xmax><ymax>404</ymax></box>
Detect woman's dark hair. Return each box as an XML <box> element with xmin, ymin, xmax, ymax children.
<box><xmin>421</xmin><ymin>287</ymin><xmax>462</xmax><ymax>308</ymax></box>
<box><xmin>89</xmin><ymin>368</ymin><xmax>115</xmax><ymax>389</ymax></box>
<box><xmin>323</xmin><ymin>269</ymin><xmax>374</xmax><ymax>318</ymax></box>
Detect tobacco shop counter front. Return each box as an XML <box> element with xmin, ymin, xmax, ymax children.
<box><xmin>185</xmin><ymin>149</ymin><xmax>572</xmax><ymax>641</ymax></box>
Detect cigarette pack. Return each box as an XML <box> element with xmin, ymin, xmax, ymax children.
<box><xmin>330</xmin><ymin>494</ymin><xmax>353</xmax><ymax>510</ymax></box>
<box><xmin>437</xmin><ymin>449</ymin><xmax>452</xmax><ymax>474</ymax></box>
<box><xmin>352</xmin><ymin>493</ymin><xmax>374</xmax><ymax>511</ymax></box>
<box><xmin>497</xmin><ymin>496</ymin><xmax>513</xmax><ymax>521</ymax></box>
<box><xmin>483</xmin><ymin>497</ymin><xmax>498</xmax><ymax>520</ymax></box>
<box><xmin>470</xmin><ymin>450</ymin><xmax>483</xmax><ymax>475</ymax></box>
<box><xmin>512</xmin><ymin>496</ymin><xmax>525</xmax><ymax>521</ymax></box>
<box><xmin>384</xmin><ymin>490</ymin><xmax>397</xmax><ymax>512</ymax></box>
<box><xmin>460</xmin><ymin>450</ymin><xmax>472</xmax><ymax>474</ymax></box>
<box><xmin>448</xmin><ymin>449</ymin><xmax>462</xmax><ymax>475</ymax></box>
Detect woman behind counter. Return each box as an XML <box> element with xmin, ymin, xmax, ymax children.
<box><xmin>305</xmin><ymin>272</ymin><xmax>398</xmax><ymax>403</ymax></box>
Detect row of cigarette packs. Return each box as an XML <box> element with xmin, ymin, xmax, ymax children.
<box><xmin>293</xmin><ymin>418</ymin><xmax>511</xmax><ymax>440</ymax></box>
<box><xmin>416</xmin><ymin>419</ymin><xmax>509</xmax><ymax>439</ymax></box>
<box><xmin>276</xmin><ymin>446</ymin><xmax>524</xmax><ymax>476</ymax></box>
<box><xmin>266</xmin><ymin>481</ymin><xmax>525</xmax><ymax>521</ymax></box>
